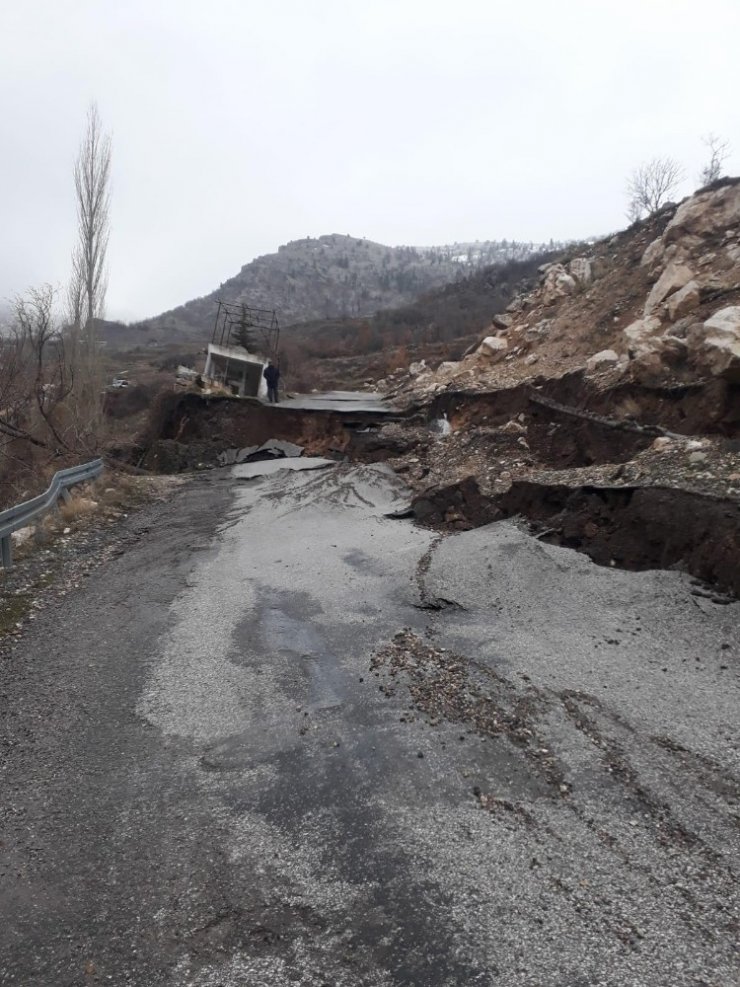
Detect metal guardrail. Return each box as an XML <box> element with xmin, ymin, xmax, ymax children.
<box><xmin>0</xmin><ymin>458</ymin><xmax>104</xmax><ymax>570</ymax></box>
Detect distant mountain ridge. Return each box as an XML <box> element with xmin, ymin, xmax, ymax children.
<box><xmin>116</xmin><ymin>233</ymin><xmax>564</xmax><ymax>347</ymax></box>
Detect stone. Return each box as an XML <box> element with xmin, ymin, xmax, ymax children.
<box><xmin>651</xmin><ymin>436</ymin><xmax>673</xmax><ymax>452</ymax></box>
<box><xmin>500</xmin><ymin>420</ymin><xmax>526</xmax><ymax>436</ymax></box>
<box><xmin>688</xmin><ymin>306</ymin><xmax>740</xmax><ymax>379</ymax></box>
<box><xmin>476</xmin><ymin>336</ymin><xmax>508</xmax><ymax>363</ymax></box>
<box><xmin>689</xmin><ymin>451</ymin><xmax>708</xmax><ymax>466</ymax></box>
<box><xmin>586</xmin><ymin>349</ymin><xmax>619</xmax><ymax>371</ymax></box>
<box><xmin>629</xmin><ymin>350</ymin><xmax>665</xmax><ymax>384</ymax></box>
<box><xmin>437</xmin><ymin>361</ymin><xmax>460</xmax><ymax>375</ymax></box>
<box><xmin>624</xmin><ymin>315</ymin><xmax>662</xmax><ymax>346</ymax></box>
<box><xmin>541</xmin><ymin>264</ymin><xmax>576</xmax><ymax>305</ymax></box>
<box><xmin>667</xmin><ymin>280</ymin><xmax>701</xmax><ymax>321</ymax></box>
<box><xmin>669</xmin><ymin>317</ymin><xmax>695</xmax><ymax>339</ymax></box>
<box><xmin>408</xmin><ymin>360</ymin><xmax>427</xmax><ymax>376</ymax></box>
<box><xmin>700</xmin><ymin>305</ymin><xmax>740</xmax><ymax>335</ymax></box>
<box><xmin>644</xmin><ymin>262</ymin><xmax>695</xmax><ymax>315</ymax></box>
<box><xmin>11</xmin><ymin>525</ymin><xmax>34</xmax><ymax>546</ymax></box>
<box><xmin>525</xmin><ymin>319</ymin><xmax>552</xmax><ymax>341</ymax></box>
<box><xmin>524</xmin><ymin>354</ymin><xmax>539</xmax><ymax>365</ymax></box>
<box><xmin>590</xmin><ymin>256</ymin><xmax>609</xmax><ymax>280</ymax></box>
<box><xmin>641</xmin><ymin>237</ymin><xmax>665</xmax><ymax>272</ymax></box>
<box><xmin>492</xmin><ymin>313</ymin><xmax>513</xmax><ymax>330</ymax></box>
<box><xmin>569</xmin><ymin>257</ymin><xmax>592</xmax><ymax>285</ymax></box>
<box><xmin>655</xmin><ymin>335</ymin><xmax>688</xmax><ymax>366</ymax></box>
<box><xmin>664</xmin><ymin>182</ymin><xmax>740</xmax><ymax>244</ymax></box>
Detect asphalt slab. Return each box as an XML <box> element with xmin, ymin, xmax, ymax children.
<box><xmin>0</xmin><ymin>464</ymin><xmax>738</xmax><ymax>986</ymax></box>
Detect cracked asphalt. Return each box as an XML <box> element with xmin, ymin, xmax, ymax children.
<box><xmin>1</xmin><ymin>462</ymin><xmax>738</xmax><ymax>986</ymax></box>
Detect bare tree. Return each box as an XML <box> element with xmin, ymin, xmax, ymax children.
<box><xmin>625</xmin><ymin>198</ymin><xmax>643</xmax><ymax>226</ymax></box>
<box><xmin>0</xmin><ymin>286</ymin><xmax>74</xmax><ymax>456</ymax></box>
<box><xmin>698</xmin><ymin>133</ymin><xmax>730</xmax><ymax>186</ymax></box>
<box><xmin>71</xmin><ymin>102</ymin><xmax>111</xmax><ymax>350</ymax></box>
<box><xmin>68</xmin><ymin>102</ymin><xmax>111</xmax><ymax>429</ymax></box>
<box><xmin>626</xmin><ymin>157</ymin><xmax>683</xmax><ymax>220</ymax></box>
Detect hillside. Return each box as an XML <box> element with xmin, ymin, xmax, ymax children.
<box><xmin>279</xmin><ymin>248</ymin><xmax>562</xmax><ymax>388</ymax></box>
<box><xmin>397</xmin><ymin>176</ymin><xmax>740</xmax><ymax>399</ymax></box>
<box><xmin>111</xmin><ymin>234</ymin><xmax>563</xmax><ymax>348</ymax></box>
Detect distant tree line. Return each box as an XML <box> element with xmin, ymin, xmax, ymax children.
<box><xmin>280</xmin><ymin>248</ymin><xmax>561</xmax><ymax>378</ymax></box>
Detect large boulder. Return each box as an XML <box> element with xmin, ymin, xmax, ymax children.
<box><xmin>667</xmin><ymin>280</ymin><xmax>701</xmax><ymax>321</ymax></box>
<box><xmin>492</xmin><ymin>312</ymin><xmax>513</xmax><ymax>330</ymax></box>
<box><xmin>629</xmin><ymin>334</ymin><xmax>688</xmax><ymax>379</ymax></box>
<box><xmin>541</xmin><ymin>264</ymin><xmax>576</xmax><ymax>305</ymax></box>
<box><xmin>624</xmin><ymin>315</ymin><xmax>662</xmax><ymax>346</ymax></box>
<box><xmin>688</xmin><ymin>306</ymin><xmax>740</xmax><ymax>379</ymax></box>
<box><xmin>664</xmin><ymin>182</ymin><xmax>740</xmax><ymax>244</ymax></box>
<box><xmin>476</xmin><ymin>336</ymin><xmax>508</xmax><ymax>363</ymax></box>
<box><xmin>569</xmin><ymin>257</ymin><xmax>592</xmax><ymax>285</ymax></box>
<box><xmin>629</xmin><ymin>351</ymin><xmax>666</xmax><ymax>384</ymax></box>
<box><xmin>653</xmin><ymin>335</ymin><xmax>688</xmax><ymax>366</ymax></box>
<box><xmin>644</xmin><ymin>262</ymin><xmax>694</xmax><ymax>315</ymax></box>
<box><xmin>641</xmin><ymin>237</ymin><xmax>665</xmax><ymax>271</ymax></box>
<box><xmin>586</xmin><ymin>349</ymin><xmax>619</xmax><ymax>372</ymax></box>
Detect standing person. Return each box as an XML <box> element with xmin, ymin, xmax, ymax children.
<box><xmin>263</xmin><ymin>359</ymin><xmax>280</xmax><ymax>404</ymax></box>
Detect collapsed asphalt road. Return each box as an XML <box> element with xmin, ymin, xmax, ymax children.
<box><xmin>0</xmin><ymin>462</ymin><xmax>738</xmax><ymax>986</ymax></box>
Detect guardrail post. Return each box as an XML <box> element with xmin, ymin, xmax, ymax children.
<box><xmin>1</xmin><ymin>535</ymin><xmax>12</xmax><ymax>571</ymax></box>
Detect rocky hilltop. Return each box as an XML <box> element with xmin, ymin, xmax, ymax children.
<box><xmin>395</xmin><ymin>177</ymin><xmax>740</xmax><ymax>397</ymax></box>
<box><xmin>124</xmin><ymin>234</ymin><xmax>560</xmax><ymax>346</ymax></box>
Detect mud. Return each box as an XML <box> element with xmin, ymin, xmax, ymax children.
<box><xmin>431</xmin><ymin>372</ymin><xmax>740</xmax><ymax>438</ymax></box>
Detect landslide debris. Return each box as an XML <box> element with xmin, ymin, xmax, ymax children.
<box><xmin>370</xmin><ymin>630</ymin><xmax>568</xmax><ymax>796</ymax></box>
<box><xmin>376</xmin><ymin>180</ymin><xmax>740</xmax><ymax>594</ymax></box>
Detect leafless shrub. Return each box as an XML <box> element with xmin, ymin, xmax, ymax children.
<box><xmin>698</xmin><ymin>133</ymin><xmax>730</xmax><ymax>186</ymax></box>
<box><xmin>626</xmin><ymin>157</ymin><xmax>683</xmax><ymax>220</ymax></box>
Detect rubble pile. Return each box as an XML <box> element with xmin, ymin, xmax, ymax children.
<box><xmin>383</xmin><ymin>180</ymin><xmax>740</xmax><ymax>402</ymax></box>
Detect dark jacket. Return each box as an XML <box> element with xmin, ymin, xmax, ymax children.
<box><xmin>263</xmin><ymin>364</ymin><xmax>280</xmax><ymax>386</ymax></box>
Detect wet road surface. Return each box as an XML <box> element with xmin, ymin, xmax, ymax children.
<box><xmin>1</xmin><ymin>463</ymin><xmax>738</xmax><ymax>986</ymax></box>
<box><xmin>273</xmin><ymin>391</ymin><xmax>395</xmax><ymax>414</ymax></box>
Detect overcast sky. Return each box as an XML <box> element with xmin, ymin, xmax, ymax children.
<box><xmin>2</xmin><ymin>0</ymin><xmax>739</xmax><ymax>322</ymax></box>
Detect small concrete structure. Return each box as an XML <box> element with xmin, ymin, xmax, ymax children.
<box><xmin>203</xmin><ymin>343</ymin><xmax>268</xmax><ymax>398</ymax></box>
